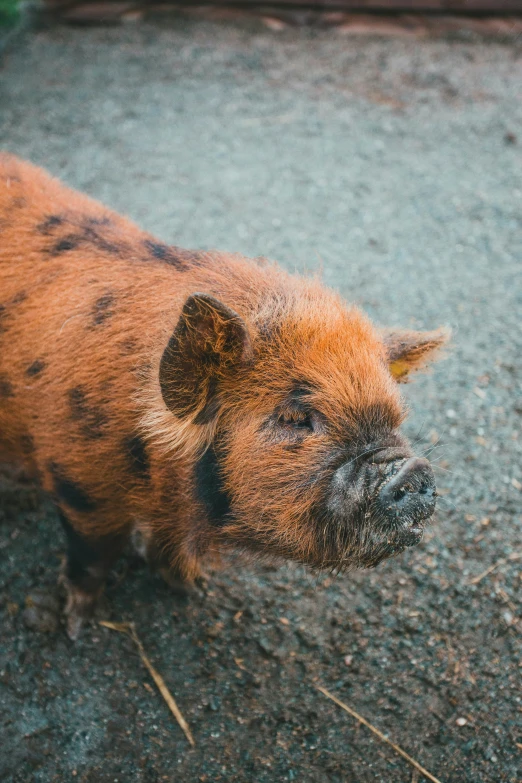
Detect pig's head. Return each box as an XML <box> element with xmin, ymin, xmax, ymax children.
<box><xmin>158</xmin><ymin>281</ymin><xmax>449</xmax><ymax>573</ymax></box>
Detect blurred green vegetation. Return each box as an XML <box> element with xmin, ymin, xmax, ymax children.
<box><xmin>0</xmin><ymin>0</ymin><xmax>19</xmax><ymax>27</ymax></box>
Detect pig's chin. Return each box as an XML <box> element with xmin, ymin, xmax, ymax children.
<box><xmin>351</xmin><ymin>514</ymin><xmax>429</xmax><ymax>569</ymax></box>
<box><xmin>311</xmin><ymin>510</ymin><xmax>430</xmax><ymax>573</ymax></box>
<box><xmin>356</xmin><ymin>528</ymin><xmax>425</xmax><ymax>568</ymax></box>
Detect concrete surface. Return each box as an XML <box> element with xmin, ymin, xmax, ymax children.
<box><xmin>0</xmin><ymin>17</ymin><xmax>521</xmax><ymax>783</ymax></box>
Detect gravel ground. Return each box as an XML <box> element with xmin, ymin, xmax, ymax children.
<box><xmin>1</xmin><ymin>17</ymin><xmax>521</xmax><ymax>783</ymax></box>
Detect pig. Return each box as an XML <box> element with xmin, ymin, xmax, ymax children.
<box><xmin>0</xmin><ymin>154</ymin><xmax>449</xmax><ymax>638</ymax></box>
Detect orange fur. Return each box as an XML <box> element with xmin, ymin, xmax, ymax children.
<box><xmin>0</xmin><ymin>154</ymin><xmax>448</xmax><ymax>628</ymax></box>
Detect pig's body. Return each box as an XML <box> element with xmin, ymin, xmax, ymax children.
<box><xmin>0</xmin><ymin>154</ymin><xmax>209</xmax><ymax>568</ymax></box>
<box><xmin>0</xmin><ymin>154</ymin><xmax>296</xmax><ymax>584</ymax></box>
<box><xmin>0</xmin><ymin>154</ymin><xmax>448</xmax><ymax>637</ymax></box>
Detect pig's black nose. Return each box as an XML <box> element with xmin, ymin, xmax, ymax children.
<box><xmin>377</xmin><ymin>457</ymin><xmax>436</xmax><ymax>523</ymax></box>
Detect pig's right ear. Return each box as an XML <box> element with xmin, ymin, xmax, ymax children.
<box><xmin>159</xmin><ymin>293</ymin><xmax>252</xmax><ymax>424</ymax></box>
<box><xmin>382</xmin><ymin>327</ymin><xmax>450</xmax><ymax>382</ymax></box>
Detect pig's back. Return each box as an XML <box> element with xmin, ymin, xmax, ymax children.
<box><xmin>0</xmin><ymin>154</ymin><xmax>189</xmax><ymax>481</ymax></box>
<box><xmin>0</xmin><ymin>154</ymin><xmax>286</xmax><ymax>501</ymax></box>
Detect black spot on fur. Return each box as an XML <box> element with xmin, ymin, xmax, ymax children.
<box><xmin>194</xmin><ymin>443</ymin><xmax>231</xmax><ymax>527</ymax></box>
<box><xmin>0</xmin><ymin>374</ymin><xmax>14</xmax><ymax>398</ymax></box>
<box><xmin>0</xmin><ymin>293</ymin><xmax>27</xmax><ymax>335</ymax></box>
<box><xmin>143</xmin><ymin>239</ymin><xmax>191</xmax><ymax>270</ymax></box>
<box><xmin>125</xmin><ymin>435</ymin><xmax>150</xmax><ymax>480</ymax></box>
<box><xmin>26</xmin><ymin>359</ymin><xmax>46</xmax><ymax>377</ymax></box>
<box><xmin>59</xmin><ymin>510</ymin><xmax>101</xmax><ymax>588</ymax></box>
<box><xmin>144</xmin><ymin>240</ymin><xmax>170</xmax><ymax>260</ymax></box>
<box><xmin>86</xmin><ymin>216</ymin><xmax>111</xmax><ymax>227</ymax></box>
<box><xmin>20</xmin><ymin>434</ymin><xmax>35</xmax><ymax>454</ymax></box>
<box><xmin>68</xmin><ymin>386</ymin><xmax>108</xmax><ymax>439</ymax></box>
<box><xmin>37</xmin><ymin>215</ymin><xmax>64</xmax><ymax>235</ymax></box>
<box><xmin>68</xmin><ymin>387</ymin><xmax>86</xmax><ymax>415</ymax></box>
<box><xmin>59</xmin><ymin>510</ymin><xmax>125</xmax><ymax>593</ymax></box>
<box><xmin>174</xmin><ymin>246</ymin><xmax>204</xmax><ymax>266</ymax></box>
<box><xmin>92</xmin><ymin>292</ymin><xmax>115</xmax><ymax>325</ymax></box>
<box><xmin>51</xmin><ymin>235</ymin><xmax>80</xmax><ymax>254</ymax></box>
<box><xmin>48</xmin><ymin>218</ymin><xmax>121</xmax><ymax>257</ymax></box>
<box><xmin>82</xmin><ymin>221</ymin><xmax>121</xmax><ymax>255</ymax></box>
<box><xmin>49</xmin><ymin>462</ymin><xmax>97</xmax><ymax>513</ymax></box>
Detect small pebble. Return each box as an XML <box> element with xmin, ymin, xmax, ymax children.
<box><xmin>25</xmin><ymin>589</ymin><xmax>60</xmax><ymax>614</ymax></box>
<box><xmin>456</xmin><ymin>717</ymin><xmax>467</xmax><ymax>727</ymax></box>
<box><xmin>207</xmin><ymin>621</ymin><xmax>224</xmax><ymax>639</ymax></box>
<box><xmin>484</xmin><ymin>747</ymin><xmax>498</xmax><ymax>762</ymax></box>
<box><xmin>344</xmin><ymin>655</ymin><xmax>353</xmax><ymax>667</ymax></box>
<box><xmin>23</xmin><ymin>606</ymin><xmax>58</xmax><ymax>634</ymax></box>
<box><xmin>22</xmin><ymin>590</ymin><xmax>60</xmax><ymax>633</ymax></box>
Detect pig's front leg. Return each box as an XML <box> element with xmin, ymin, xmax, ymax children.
<box><xmin>58</xmin><ymin>510</ymin><xmax>127</xmax><ymax>640</ymax></box>
<box><xmin>131</xmin><ymin>523</ymin><xmax>207</xmax><ymax>595</ymax></box>
<box><xmin>131</xmin><ymin>524</ymin><xmax>187</xmax><ymax>591</ymax></box>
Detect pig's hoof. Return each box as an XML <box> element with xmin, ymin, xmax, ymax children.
<box><xmin>66</xmin><ymin>611</ymin><xmax>85</xmax><ymax>641</ymax></box>
<box><xmin>64</xmin><ymin>592</ymin><xmax>96</xmax><ymax>641</ymax></box>
<box><xmin>60</xmin><ymin>577</ymin><xmax>98</xmax><ymax>641</ymax></box>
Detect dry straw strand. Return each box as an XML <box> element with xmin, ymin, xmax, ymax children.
<box><xmin>100</xmin><ymin>620</ymin><xmax>195</xmax><ymax>747</ymax></box>
<box><xmin>316</xmin><ymin>685</ymin><xmax>442</xmax><ymax>783</ymax></box>
<box><xmin>468</xmin><ymin>552</ymin><xmax>522</xmax><ymax>585</ymax></box>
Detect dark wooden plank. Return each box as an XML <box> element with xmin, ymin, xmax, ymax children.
<box><xmin>45</xmin><ymin>0</ymin><xmax>522</xmax><ymax>12</ymax></box>
<box><xmin>335</xmin><ymin>0</ymin><xmax>522</xmax><ymax>8</ymax></box>
<box><xmin>185</xmin><ymin>0</ymin><xmax>522</xmax><ymax>9</ymax></box>
<box><xmin>226</xmin><ymin>0</ymin><xmax>522</xmax><ymax>8</ymax></box>
<box><xmin>323</xmin><ymin>0</ymin><xmax>522</xmax><ymax>7</ymax></box>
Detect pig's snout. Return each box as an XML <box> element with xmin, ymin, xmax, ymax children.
<box><xmin>327</xmin><ymin>452</ymin><xmax>437</xmax><ymax>557</ymax></box>
<box><xmin>377</xmin><ymin>457</ymin><xmax>436</xmax><ymax>531</ymax></box>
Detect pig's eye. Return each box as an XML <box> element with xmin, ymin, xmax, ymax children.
<box><xmin>277</xmin><ymin>410</ymin><xmax>314</xmax><ymax>432</ymax></box>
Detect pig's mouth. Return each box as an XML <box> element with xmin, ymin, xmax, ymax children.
<box><xmin>359</xmin><ymin>463</ymin><xmax>436</xmax><ymax>566</ymax></box>
<box><xmin>381</xmin><ymin>519</ymin><xmax>426</xmax><ymax>554</ymax></box>
<box><xmin>349</xmin><ymin>517</ymin><xmax>429</xmax><ymax>569</ymax></box>
<box><xmin>313</xmin><ymin>506</ymin><xmax>432</xmax><ymax>573</ymax></box>
<box><xmin>319</xmin><ymin>455</ymin><xmax>436</xmax><ymax>572</ymax></box>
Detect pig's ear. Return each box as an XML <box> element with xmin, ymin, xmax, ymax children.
<box><xmin>159</xmin><ymin>293</ymin><xmax>252</xmax><ymax>423</ymax></box>
<box><xmin>382</xmin><ymin>327</ymin><xmax>450</xmax><ymax>383</ymax></box>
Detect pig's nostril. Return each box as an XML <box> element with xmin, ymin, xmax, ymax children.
<box><xmin>377</xmin><ymin>456</ymin><xmax>436</xmax><ymax>522</ymax></box>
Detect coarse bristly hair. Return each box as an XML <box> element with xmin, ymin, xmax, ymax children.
<box><xmin>0</xmin><ymin>153</ymin><xmax>450</xmax><ymax>631</ymax></box>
